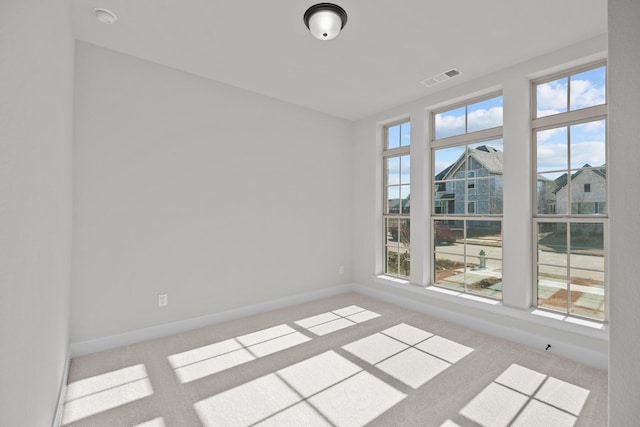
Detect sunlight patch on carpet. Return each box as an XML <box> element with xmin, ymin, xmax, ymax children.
<box><xmin>194</xmin><ymin>350</ymin><xmax>406</xmax><ymax>427</ymax></box>
<box><xmin>343</xmin><ymin>323</ymin><xmax>473</xmax><ymax>389</ymax></box>
<box><xmin>168</xmin><ymin>324</ymin><xmax>311</xmax><ymax>383</ymax></box>
<box><xmin>62</xmin><ymin>364</ymin><xmax>153</xmax><ymax>425</ymax></box>
<box><xmin>295</xmin><ymin>305</ymin><xmax>381</xmax><ymax>336</ymax></box>
<box><xmin>460</xmin><ymin>363</ymin><xmax>590</xmax><ymax>427</ymax></box>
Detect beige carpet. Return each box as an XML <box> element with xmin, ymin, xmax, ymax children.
<box><xmin>62</xmin><ymin>292</ymin><xmax>608</xmax><ymax>426</ymax></box>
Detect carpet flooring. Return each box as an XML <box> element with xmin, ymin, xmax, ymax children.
<box><xmin>61</xmin><ymin>292</ymin><xmax>608</xmax><ymax>426</ymax></box>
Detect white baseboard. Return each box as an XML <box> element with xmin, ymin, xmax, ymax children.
<box><xmin>69</xmin><ymin>281</ymin><xmax>607</xmax><ymax>370</ymax></box>
<box><xmin>70</xmin><ymin>284</ymin><xmax>354</xmax><ymax>358</ymax></box>
<box><xmin>352</xmin><ymin>283</ymin><xmax>608</xmax><ymax>370</ymax></box>
<box><xmin>52</xmin><ymin>347</ymin><xmax>71</xmax><ymax>427</ymax></box>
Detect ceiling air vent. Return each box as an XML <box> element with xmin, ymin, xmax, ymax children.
<box><xmin>420</xmin><ymin>68</ymin><xmax>462</xmax><ymax>87</ymax></box>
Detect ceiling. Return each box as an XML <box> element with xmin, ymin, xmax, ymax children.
<box><xmin>70</xmin><ymin>0</ymin><xmax>607</xmax><ymax>121</ymax></box>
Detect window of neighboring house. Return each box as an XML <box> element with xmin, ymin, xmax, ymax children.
<box><xmin>533</xmin><ymin>61</ymin><xmax>607</xmax><ymax>321</ymax></box>
<box><xmin>467</xmin><ymin>201</ymin><xmax>475</xmax><ymax>214</ymax></box>
<box><xmin>384</xmin><ymin>121</ymin><xmax>411</xmax><ymax>279</ymax></box>
<box><xmin>467</xmin><ymin>171</ymin><xmax>476</xmax><ymax>190</ymax></box>
<box><xmin>432</xmin><ymin>93</ymin><xmax>504</xmax><ymax>300</ymax></box>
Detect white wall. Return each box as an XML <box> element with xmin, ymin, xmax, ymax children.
<box><xmin>352</xmin><ymin>35</ymin><xmax>609</xmax><ymax>367</ymax></box>
<box><xmin>608</xmin><ymin>0</ymin><xmax>640</xmax><ymax>423</ymax></box>
<box><xmin>0</xmin><ymin>0</ymin><xmax>74</xmax><ymax>425</ymax></box>
<box><xmin>71</xmin><ymin>42</ymin><xmax>353</xmax><ymax>343</ymax></box>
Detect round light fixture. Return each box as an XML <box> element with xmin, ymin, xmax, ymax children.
<box><xmin>94</xmin><ymin>8</ymin><xmax>117</xmax><ymax>24</ymax></box>
<box><xmin>303</xmin><ymin>3</ymin><xmax>347</xmax><ymax>40</ymax></box>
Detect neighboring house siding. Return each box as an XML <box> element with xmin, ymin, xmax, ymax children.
<box><xmin>555</xmin><ymin>169</ymin><xmax>606</xmax><ymax>214</ymax></box>
<box><xmin>436</xmin><ymin>146</ymin><xmax>503</xmax><ymax>216</ymax></box>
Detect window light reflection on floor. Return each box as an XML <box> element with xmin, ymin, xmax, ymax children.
<box><xmin>342</xmin><ymin>323</ymin><xmax>474</xmax><ymax>388</ymax></box>
<box><xmin>62</xmin><ymin>364</ymin><xmax>154</xmax><ymax>425</ymax></box>
<box><xmin>168</xmin><ymin>324</ymin><xmax>311</xmax><ymax>383</ymax></box>
<box><xmin>193</xmin><ymin>350</ymin><xmax>406</xmax><ymax>427</ymax></box>
<box><xmin>134</xmin><ymin>416</ymin><xmax>167</xmax><ymax>427</ymax></box>
<box><xmin>295</xmin><ymin>305</ymin><xmax>381</xmax><ymax>336</ymax></box>
<box><xmin>459</xmin><ymin>363</ymin><xmax>590</xmax><ymax>427</ymax></box>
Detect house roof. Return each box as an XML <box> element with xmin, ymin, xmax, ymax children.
<box><xmin>552</xmin><ymin>164</ymin><xmax>606</xmax><ymax>194</ymax></box>
<box><xmin>437</xmin><ymin>145</ymin><xmax>503</xmax><ymax>181</ymax></box>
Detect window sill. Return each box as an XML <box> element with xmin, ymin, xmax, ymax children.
<box><xmin>372</xmin><ymin>275</ymin><xmax>608</xmax><ymax>339</ymax></box>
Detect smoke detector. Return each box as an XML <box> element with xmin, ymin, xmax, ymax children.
<box><xmin>420</xmin><ymin>68</ymin><xmax>462</xmax><ymax>87</ymax></box>
<box><xmin>94</xmin><ymin>8</ymin><xmax>117</xmax><ymax>24</ymax></box>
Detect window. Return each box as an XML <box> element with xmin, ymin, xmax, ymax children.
<box><xmin>384</xmin><ymin>121</ymin><xmax>411</xmax><ymax>278</ymax></box>
<box><xmin>467</xmin><ymin>202</ymin><xmax>475</xmax><ymax>214</ymax></box>
<box><xmin>432</xmin><ymin>94</ymin><xmax>503</xmax><ymax>299</ymax></box>
<box><xmin>467</xmin><ymin>171</ymin><xmax>476</xmax><ymax>190</ymax></box>
<box><xmin>533</xmin><ymin>62</ymin><xmax>607</xmax><ymax>320</ymax></box>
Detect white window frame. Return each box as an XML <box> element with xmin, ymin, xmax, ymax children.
<box><xmin>383</xmin><ymin>120</ymin><xmax>411</xmax><ymax>279</ymax></box>
<box><xmin>431</xmin><ymin>92</ymin><xmax>504</xmax><ymax>299</ymax></box>
<box><xmin>531</xmin><ymin>60</ymin><xmax>608</xmax><ymax>321</ymax></box>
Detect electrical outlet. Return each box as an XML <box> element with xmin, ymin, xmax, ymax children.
<box><xmin>339</xmin><ymin>265</ymin><xmax>345</xmax><ymax>274</ymax></box>
<box><xmin>158</xmin><ymin>293</ymin><xmax>168</xmax><ymax>307</ymax></box>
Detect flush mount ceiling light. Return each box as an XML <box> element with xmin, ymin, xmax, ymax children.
<box><xmin>94</xmin><ymin>8</ymin><xmax>117</xmax><ymax>24</ymax></box>
<box><xmin>303</xmin><ymin>3</ymin><xmax>348</xmax><ymax>40</ymax></box>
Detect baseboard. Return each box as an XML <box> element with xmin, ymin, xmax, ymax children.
<box><xmin>52</xmin><ymin>347</ymin><xmax>71</xmax><ymax>427</ymax></box>
<box><xmin>351</xmin><ymin>283</ymin><xmax>608</xmax><ymax>370</ymax></box>
<box><xmin>70</xmin><ymin>284</ymin><xmax>354</xmax><ymax>358</ymax></box>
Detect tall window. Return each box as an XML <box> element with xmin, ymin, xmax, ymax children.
<box><xmin>533</xmin><ymin>62</ymin><xmax>607</xmax><ymax>320</ymax></box>
<box><xmin>384</xmin><ymin>121</ymin><xmax>411</xmax><ymax>278</ymax></box>
<box><xmin>432</xmin><ymin>94</ymin><xmax>504</xmax><ymax>299</ymax></box>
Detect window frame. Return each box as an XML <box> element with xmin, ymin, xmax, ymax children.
<box><xmin>430</xmin><ymin>92</ymin><xmax>504</xmax><ymax>299</ymax></box>
<box><xmin>383</xmin><ymin>119</ymin><xmax>411</xmax><ymax>279</ymax></box>
<box><xmin>531</xmin><ymin>60</ymin><xmax>608</xmax><ymax>321</ymax></box>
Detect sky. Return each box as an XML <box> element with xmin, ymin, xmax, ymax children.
<box><xmin>388</xmin><ymin>65</ymin><xmax>605</xmax><ymax>183</ymax></box>
<box><xmin>535</xmin><ymin>66</ymin><xmax>606</xmax><ymax>177</ymax></box>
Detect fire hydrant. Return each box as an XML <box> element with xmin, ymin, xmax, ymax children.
<box><xmin>478</xmin><ymin>250</ymin><xmax>487</xmax><ymax>270</ymax></box>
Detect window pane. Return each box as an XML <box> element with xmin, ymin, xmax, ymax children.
<box><xmin>435</xmin><ymin>106</ymin><xmax>466</xmax><ymax>139</ymax></box>
<box><xmin>400</xmin><ymin>122</ymin><xmax>411</xmax><ymax>147</ymax></box>
<box><xmin>466</xmin><ymin>221</ymin><xmax>502</xmax><ymax>258</ymax></box>
<box><xmin>386</xmin><ymin>156</ymin><xmax>400</xmax><ymax>185</ymax></box>
<box><xmin>385</xmin><ymin>246</ymin><xmax>399</xmax><ymax>275</ymax></box>
<box><xmin>434</xmin><ymin>220</ymin><xmax>464</xmax><ymax>246</ymax></box>
<box><xmin>434</xmin><ymin>182</ymin><xmax>462</xmax><ymax>215</ymax></box>
<box><xmin>398</xmin><ymin>218</ymin><xmax>411</xmax><ymax>278</ymax></box>
<box><xmin>387</xmin><ymin>124</ymin><xmax>400</xmax><ymax>149</ymax></box>
<box><xmin>467</xmin><ymin>96</ymin><xmax>503</xmax><ymax>133</ymax></box>
<box><xmin>570</xmin><ymin>223</ymin><xmax>604</xmax><ymax>268</ymax></box>
<box><xmin>435</xmin><ymin>146</ymin><xmax>465</xmax><ymax>177</ymax></box>
<box><xmin>470</xmin><ymin>177</ymin><xmax>503</xmax><ymax>214</ymax></box>
<box><xmin>536</xmin><ymin>77</ymin><xmax>568</xmax><ymax>117</ymax></box>
<box><xmin>466</xmin><ymin>267</ymin><xmax>502</xmax><ymax>299</ymax></box>
<box><xmin>538</xmin><ymin>223</ymin><xmax>568</xmax><ymax>267</ymax></box>
<box><xmin>400</xmin><ymin>185</ymin><xmax>410</xmax><ymax>214</ymax></box>
<box><xmin>434</xmin><ymin>252</ymin><xmax>466</xmax><ymax>291</ymax></box>
<box><xmin>537</xmin><ymin>264</ymin><xmax>568</xmax><ymax>313</ymax></box>
<box><xmin>569</xmin><ymin>269</ymin><xmax>604</xmax><ymax>320</ymax></box>
<box><xmin>570</xmin><ymin>120</ymin><xmax>606</xmax><ymax>170</ymax></box>
<box><xmin>386</xmin><ymin>186</ymin><xmax>400</xmax><ymax>214</ymax></box>
<box><xmin>570</xmin><ymin>66</ymin><xmax>606</xmax><ymax>111</ymax></box>
<box><xmin>570</xmin><ymin>169</ymin><xmax>606</xmax><ymax>215</ymax></box>
<box><xmin>385</xmin><ymin>217</ymin><xmax>399</xmax><ymax>243</ymax></box>
<box><xmin>537</xmin><ymin>127</ymin><xmax>568</xmax><ymax>173</ymax></box>
<box><xmin>470</xmin><ymin>139</ymin><xmax>504</xmax><ymax>164</ymax></box>
<box><xmin>400</xmin><ymin>155</ymin><xmax>411</xmax><ymax>184</ymax></box>
<box><xmin>398</xmin><ymin>218</ymin><xmax>410</xmax><ymax>247</ymax></box>
<box><xmin>536</xmin><ymin>172</ymin><xmax>566</xmax><ymax>215</ymax></box>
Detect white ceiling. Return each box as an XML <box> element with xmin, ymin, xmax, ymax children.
<box><xmin>70</xmin><ymin>0</ymin><xmax>607</xmax><ymax>121</ymax></box>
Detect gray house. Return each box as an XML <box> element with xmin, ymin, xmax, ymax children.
<box><xmin>554</xmin><ymin>165</ymin><xmax>607</xmax><ymax>214</ymax></box>
<box><xmin>434</xmin><ymin>145</ymin><xmax>503</xmax><ymax>215</ymax></box>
